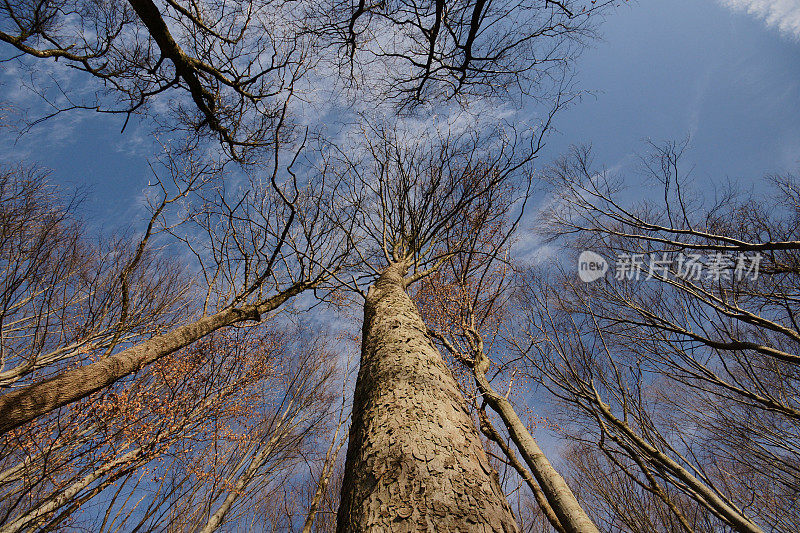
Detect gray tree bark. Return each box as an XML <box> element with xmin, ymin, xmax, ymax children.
<box><xmin>337</xmin><ymin>262</ymin><xmax>519</xmax><ymax>532</ymax></box>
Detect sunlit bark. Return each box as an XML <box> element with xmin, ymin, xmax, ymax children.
<box><xmin>337</xmin><ymin>262</ymin><xmax>518</xmax><ymax>531</ymax></box>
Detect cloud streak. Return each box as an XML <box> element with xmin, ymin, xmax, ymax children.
<box><xmin>719</xmin><ymin>0</ymin><xmax>800</xmax><ymax>40</ymax></box>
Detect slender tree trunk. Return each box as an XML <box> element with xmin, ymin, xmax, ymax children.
<box><xmin>198</xmin><ymin>425</ymin><xmax>286</xmax><ymax>533</ymax></box>
<box><xmin>337</xmin><ymin>262</ymin><xmax>519</xmax><ymax>532</ymax></box>
<box><xmin>477</xmin><ymin>409</ymin><xmax>567</xmax><ymax>533</ymax></box>
<box><xmin>1</xmin><ymin>447</ymin><xmax>146</xmax><ymax>533</ymax></box>
<box><xmin>590</xmin><ymin>391</ymin><xmax>764</xmax><ymax>533</ymax></box>
<box><xmin>472</xmin><ymin>354</ymin><xmax>600</xmax><ymax>533</ymax></box>
<box><xmin>302</xmin><ymin>419</ymin><xmax>346</xmax><ymax>533</ymax></box>
<box><xmin>0</xmin><ymin>281</ymin><xmax>311</xmax><ymax>435</ymax></box>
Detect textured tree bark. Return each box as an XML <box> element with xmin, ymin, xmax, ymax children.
<box><xmin>337</xmin><ymin>262</ymin><xmax>519</xmax><ymax>532</ymax></box>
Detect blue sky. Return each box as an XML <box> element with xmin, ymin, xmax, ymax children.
<box><xmin>539</xmin><ymin>0</ymin><xmax>800</xmax><ymax>181</ymax></box>
<box><xmin>2</xmin><ymin>0</ymin><xmax>799</xmax><ymax>229</ymax></box>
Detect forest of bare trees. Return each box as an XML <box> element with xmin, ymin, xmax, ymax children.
<box><xmin>0</xmin><ymin>0</ymin><xmax>797</xmax><ymax>531</ymax></box>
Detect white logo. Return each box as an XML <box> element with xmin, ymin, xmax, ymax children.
<box><xmin>578</xmin><ymin>251</ymin><xmax>608</xmax><ymax>282</ymax></box>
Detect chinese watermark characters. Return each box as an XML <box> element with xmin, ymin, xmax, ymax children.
<box><xmin>578</xmin><ymin>251</ymin><xmax>762</xmax><ymax>282</ymax></box>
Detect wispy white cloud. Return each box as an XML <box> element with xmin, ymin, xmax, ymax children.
<box><xmin>718</xmin><ymin>0</ymin><xmax>800</xmax><ymax>40</ymax></box>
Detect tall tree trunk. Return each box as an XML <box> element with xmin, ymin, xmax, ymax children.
<box><xmin>337</xmin><ymin>262</ymin><xmax>519</xmax><ymax>532</ymax></box>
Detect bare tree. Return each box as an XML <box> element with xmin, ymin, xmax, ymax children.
<box><xmin>0</xmin><ymin>142</ymin><xmax>347</xmax><ymax>435</ymax></box>
<box><xmin>318</xmin><ymin>0</ymin><xmax>615</xmax><ymax>110</ymax></box>
<box><xmin>0</xmin><ymin>0</ymin><xmax>617</xmax><ymax>153</ymax></box>
<box><xmin>0</xmin><ymin>0</ymin><xmax>314</xmax><ymax>160</ymax></box>
<box><xmin>413</xmin><ymin>200</ymin><xmax>598</xmax><ymax>533</ymax></box>
<box><xmin>561</xmin><ymin>435</ymin><xmax>719</xmax><ymax>532</ymax></box>
<box><xmin>511</xmin><ymin>143</ymin><xmax>800</xmax><ymax>532</ymax></box>
<box><xmin>0</xmin><ymin>165</ymin><xmax>188</xmax><ymax>388</ymax></box>
<box><xmin>0</xmin><ymin>319</ymin><xmax>340</xmax><ymax>533</ymax></box>
<box><xmin>312</xmin><ymin>114</ymin><xmax>546</xmax><ymax>530</ymax></box>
